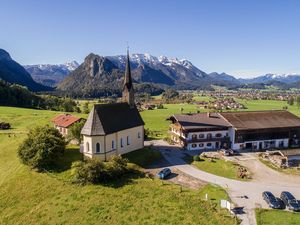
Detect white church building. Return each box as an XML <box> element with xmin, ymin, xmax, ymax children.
<box><xmin>80</xmin><ymin>51</ymin><xmax>144</xmax><ymax>160</ymax></box>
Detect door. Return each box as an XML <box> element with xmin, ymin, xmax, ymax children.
<box><xmin>215</xmin><ymin>142</ymin><xmax>220</xmax><ymax>149</ymax></box>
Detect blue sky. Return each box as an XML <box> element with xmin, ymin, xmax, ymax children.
<box><xmin>1</xmin><ymin>0</ymin><xmax>300</xmax><ymax>78</ymax></box>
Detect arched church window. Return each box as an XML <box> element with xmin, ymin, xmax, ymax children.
<box><xmin>96</xmin><ymin>143</ymin><xmax>100</xmax><ymax>153</ymax></box>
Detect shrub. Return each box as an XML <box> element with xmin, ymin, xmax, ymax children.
<box><xmin>18</xmin><ymin>126</ymin><xmax>66</xmax><ymax>171</ymax></box>
<box><xmin>193</xmin><ymin>155</ymin><xmax>200</xmax><ymax>161</ymax></box>
<box><xmin>67</xmin><ymin>120</ymin><xmax>86</xmax><ymax>143</ymax></box>
<box><xmin>0</xmin><ymin>122</ymin><xmax>11</xmax><ymax>130</ymax></box>
<box><xmin>71</xmin><ymin>155</ymin><xmax>129</xmax><ymax>184</ymax></box>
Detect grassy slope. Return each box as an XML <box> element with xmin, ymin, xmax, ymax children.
<box><xmin>0</xmin><ymin>106</ymin><xmax>236</xmax><ymax>225</ymax></box>
<box><xmin>256</xmin><ymin>209</ymin><xmax>300</xmax><ymax>225</ymax></box>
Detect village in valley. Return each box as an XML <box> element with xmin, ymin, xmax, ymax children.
<box><xmin>2</xmin><ymin>2</ymin><xmax>300</xmax><ymax>225</ymax></box>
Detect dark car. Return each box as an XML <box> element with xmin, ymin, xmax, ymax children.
<box><xmin>262</xmin><ymin>191</ymin><xmax>282</xmax><ymax>209</ymax></box>
<box><xmin>157</xmin><ymin>168</ymin><xmax>171</xmax><ymax>179</ymax></box>
<box><xmin>280</xmin><ymin>191</ymin><xmax>300</xmax><ymax>212</ymax></box>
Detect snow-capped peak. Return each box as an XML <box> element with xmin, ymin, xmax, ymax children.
<box><xmin>64</xmin><ymin>60</ymin><xmax>79</xmax><ymax>71</ymax></box>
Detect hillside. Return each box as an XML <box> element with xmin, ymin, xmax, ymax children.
<box><xmin>57</xmin><ymin>54</ymin><xmax>165</xmax><ymax>97</ymax></box>
<box><xmin>58</xmin><ymin>53</ymin><xmax>243</xmax><ymax>97</ymax></box>
<box><xmin>0</xmin><ymin>49</ymin><xmax>50</xmax><ymax>91</ymax></box>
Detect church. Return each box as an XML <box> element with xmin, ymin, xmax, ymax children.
<box><xmin>80</xmin><ymin>51</ymin><xmax>145</xmax><ymax>160</ymax></box>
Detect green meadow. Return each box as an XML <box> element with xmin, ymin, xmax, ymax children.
<box><xmin>256</xmin><ymin>209</ymin><xmax>300</xmax><ymax>225</ymax></box>
<box><xmin>0</xmin><ymin>106</ymin><xmax>236</xmax><ymax>225</ymax></box>
<box><xmin>1</xmin><ymin>98</ymin><xmax>299</xmax><ymax>224</ymax></box>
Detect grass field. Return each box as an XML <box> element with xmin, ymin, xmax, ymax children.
<box><xmin>192</xmin><ymin>158</ymin><xmax>250</xmax><ymax>181</ymax></box>
<box><xmin>0</xmin><ymin>106</ymin><xmax>236</xmax><ymax>225</ymax></box>
<box><xmin>256</xmin><ymin>209</ymin><xmax>300</xmax><ymax>225</ymax></box>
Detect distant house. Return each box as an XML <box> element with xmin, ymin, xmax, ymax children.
<box><xmin>80</xmin><ymin>50</ymin><xmax>145</xmax><ymax>160</ymax></box>
<box><xmin>169</xmin><ymin>110</ymin><xmax>300</xmax><ymax>151</ymax></box>
<box><xmin>51</xmin><ymin>114</ymin><xmax>82</xmax><ymax>136</ymax></box>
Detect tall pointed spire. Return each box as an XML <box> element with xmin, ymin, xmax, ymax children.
<box><xmin>124</xmin><ymin>49</ymin><xmax>132</xmax><ymax>90</ymax></box>
<box><xmin>122</xmin><ymin>48</ymin><xmax>135</xmax><ymax>108</ymax></box>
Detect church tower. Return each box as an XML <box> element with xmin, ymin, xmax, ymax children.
<box><xmin>122</xmin><ymin>49</ymin><xmax>135</xmax><ymax>108</ymax></box>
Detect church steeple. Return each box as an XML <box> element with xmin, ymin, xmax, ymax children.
<box><xmin>122</xmin><ymin>49</ymin><xmax>135</xmax><ymax>108</ymax></box>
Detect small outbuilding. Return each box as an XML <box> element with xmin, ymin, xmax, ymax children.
<box><xmin>51</xmin><ymin>114</ymin><xmax>82</xmax><ymax>136</ymax></box>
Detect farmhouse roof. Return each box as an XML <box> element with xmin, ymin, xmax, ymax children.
<box><xmin>81</xmin><ymin>103</ymin><xmax>144</xmax><ymax>136</ymax></box>
<box><xmin>170</xmin><ymin>113</ymin><xmax>231</xmax><ymax>131</ymax></box>
<box><xmin>51</xmin><ymin>114</ymin><xmax>81</xmax><ymax>128</ymax></box>
<box><xmin>220</xmin><ymin>110</ymin><xmax>300</xmax><ymax>130</ymax></box>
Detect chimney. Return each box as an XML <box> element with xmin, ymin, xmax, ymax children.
<box><xmin>207</xmin><ymin>112</ymin><xmax>211</xmax><ymax>117</ymax></box>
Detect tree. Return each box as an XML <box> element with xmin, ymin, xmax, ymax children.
<box><xmin>18</xmin><ymin>126</ymin><xmax>66</xmax><ymax>171</ymax></box>
<box><xmin>287</xmin><ymin>97</ymin><xmax>294</xmax><ymax>106</ymax></box>
<box><xmin>297</xmin><ymin>96</ymin><xmax>300</xmax><ymax>109</ymax></box>
<box><xmin>82</xmin><ymin>102</ymin><xmax>89</xmax><ymax>114</ymax></box>
<box><xmin>67</xmin><ymin>120</ymin><xmax>86</xmax><ymax>143</ymax></box>
<box><xmin>162</xmin><ymin>89</ymin><xmax>179</xmax><ymax>101</ymax></box>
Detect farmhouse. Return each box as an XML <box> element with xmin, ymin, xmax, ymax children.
<box><xmin>80</xmin><ymin>51</ymin><xmax>145</xmax><ymax>160</ymax></box>
<box><xmin>169</xmin><ymin>110</ymin><xmax>300</xmax><ymax>151</ymax></box>
<box><xmin>51</xmin><ymin>114</ymin><xmax>82</xmax><ymax>136</ymax></box>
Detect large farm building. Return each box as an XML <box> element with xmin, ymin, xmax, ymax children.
<box><xmin>169</xmin><ymin>110</ymin><xmax>300</xmax><ymax>151</ymax></box>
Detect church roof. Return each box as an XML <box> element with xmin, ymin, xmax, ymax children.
<box><xmin>81</xmin><ymin>102</ymin><xmax>144</xmax><ymax>136</ymax></box>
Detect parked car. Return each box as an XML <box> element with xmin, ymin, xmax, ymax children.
<box><xmin>280</xmin><ymin>191</ymin><xmax>300</xmax><ymax>212</ymax></box>
<box><xmin>262</xmin><ymin>191</ymin><xmax>282</xmax><ymax>209</ymax></box>
<box><xmin>157</xmin><ymin>168</ymin><xmax>171</xmax><ymax>179</ymax></box>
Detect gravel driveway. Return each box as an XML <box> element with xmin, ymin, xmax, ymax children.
<box><xmin>146</xmin><ymin>140</ymin><xmax>300</xmax><ymax>225</ymax></box>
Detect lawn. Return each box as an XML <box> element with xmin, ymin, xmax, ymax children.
<box><xmin>256</xmin><ymin>209</ymin><xmax>300</xmax><ymax>225</ymax></box>
<box><xmin>123</xmin><ymin>146</ymin><xmax>162</xmax><ymax>168</ymax></box>
<box><xmin>0</xmin><ymin>106</ymin><xmax>236</xmax><ymax>225</ymax></box>
<box><xmin>192</xmin><ymin>158</ymin><xmax>250</xmax><ymax>180</ymax></box>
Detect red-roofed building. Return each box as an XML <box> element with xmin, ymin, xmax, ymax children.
<box><xmin>51</xmin><ymin>114</ymin><xmax>82</xmax><ymax>136</ymax></box>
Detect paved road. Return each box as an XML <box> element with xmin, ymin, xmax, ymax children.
<box><xmin>147</xmin><ymin>140</ymin><xmax>300</xmax><ymax>225</ymax></box>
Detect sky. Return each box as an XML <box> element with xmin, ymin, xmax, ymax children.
<box><xmin>1</xmin><ymin>0</ymin><xmax>300</xmax><ymax>78</ymax></box>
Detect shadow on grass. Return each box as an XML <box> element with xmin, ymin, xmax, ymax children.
<box><xmin>53</xmin><ymin>146</ymin><xmax>83</xmax><ymax>172</ymax></box>
<box><xmin>98</xmin><ymin>169</ymin><xmax>146</xmax><ymax>188</ymax></box>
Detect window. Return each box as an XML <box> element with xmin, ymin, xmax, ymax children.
<box><xmin>138</xmin><ymin>132</ymin><xmax>141</xmax><ymax>138</ymax></box>
<box><xmin>199</xmin><ymin>143</ymin><xmax>204</xmax><ymax>147</ymax></box>
<box><xmin>86</xmin><ymin>142</ymin><xmax>89</xmax><ymax>152</ymax></box>
<box><xmin>206</xmin><ymin>143</ymin><xmax>212</xmax><ymax>147</ymax></box>
<box><xmin>215</xmin><ymin>133</ymin><xmax>222</xmax><ymax>138</ymax></box>
<box><xmin>120</xmin><ymin>138</ymin><xmax>124</xmax><ymax>148</ymax></box>
<box><xmin>192</xmin><ymin>134</ymin><xmax>197</xmax><ymax>139</ymax></box>
<box><xmin>96</xmin><ymin>143</ymin><xmax>100</xmax><ymax>153</ymax></box>
<box><xmin>191</xmin><ymin>144</ymin><xmax>197</xmax><ymax>148</ymax></box>
<box><xmin>127</xmin><ymin>136</ymin><xmax>130</xmax><ymax>145</ymax></box>
<box><xmin>112</xmin><ymin>140</ymin><xmax>115</xmax><ymax>149</ymax></box>
<box><xmin>207</xmin><ymin>133</ymin><xmax>212</xmax><ymax>139</ymax></box>
<box><xmin>198</xmin><ymin>134</ymin><xmax>205</xmax><ymax>138</ymax></box>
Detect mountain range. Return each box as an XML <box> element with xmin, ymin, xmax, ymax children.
<box><xmin>2</xmin><ymin>47</ymin><xmax>300</xmax><ymax>95</ymax></box>
<box><xmin>24</xmin><ymin>61</ymin><xmax>79</xmax><ymax>87</ymax></box>
<box><xmin>0</xmin><ymin>49</ymin><xmax>50</xmax><ymax>91</ymax></box>
<box><xmin>27</xmin><ymin>53</ymin><xmax>300</xmax><ymax>90</ymax></box>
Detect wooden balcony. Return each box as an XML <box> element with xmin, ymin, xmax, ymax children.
<box><xmin>180</xmin><ymin>136</ymin><xmax>230</xmax><ymax>143</ymax></box>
